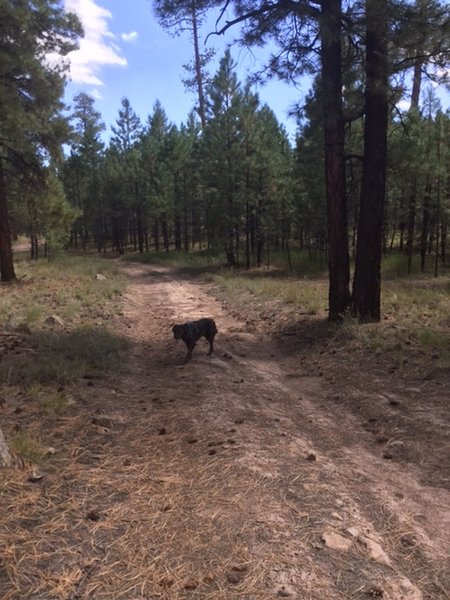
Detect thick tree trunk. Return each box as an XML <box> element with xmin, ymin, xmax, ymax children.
<box><xmin>352</xmin><ymin>0</ymin><xmax>389</xmax><ymax>322</ymax></box>
<box><xmin>320</xmin><ymin>0</ymin><xmax>351</xmax><ymax>320</ymax></box>
<box><xmin>0</xmin><ymin>159</ymin><xmax>16</xmax><ymax>282</ymax></box>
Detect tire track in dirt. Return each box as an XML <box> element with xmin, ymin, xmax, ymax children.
<box><xmin>110</xmin><ymin>261</ymin><xmax>449</xmax><ymax>600</ymax></box>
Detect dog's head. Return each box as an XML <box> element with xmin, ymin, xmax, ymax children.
<box><xmin>172</xmin><ymin>324</ymin><xmax>185</xmax><ymax>340</ymax></box>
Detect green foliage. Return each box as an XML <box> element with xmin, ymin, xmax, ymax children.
<box><xmin>28</xmin><ymin>384</ymin><xmax>69</xmax><ymax>414</ymax></box>
<box><xmin>10</xmin><ymin>432</ymin><xmax>47</xmax><ymax>464</ymax></box>
<box><xmin>0</xmin><ymin>0</ymin><xmax>83</xmax><ymax>280</ymax></box>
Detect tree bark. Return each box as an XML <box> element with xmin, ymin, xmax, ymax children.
<box><xmin>0</xmin><ymin>159</ymin><xmax>16</xmax><ymax>282</ymax></box>
<box><xmin>352</xmin><ymin>0</ymin><xmax>389</xmax><ymax>322</ymax></box>
<box><xmin>420</xmin><ymin>177</ymin><xmax>431</xmax><ymax>271</ymax></box>
<box><xmin>191</xmin><ymin>1</ymin><xmax>207</xmax><ymax>129</ymax></box>
<box><xmin>319</xmin><ymin>0</ymin><xmax>351</xmax><ymax>319</ymax></box>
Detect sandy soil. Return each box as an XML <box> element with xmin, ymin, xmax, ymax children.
<box><xmin>1</xmin><ymin>261</ymin><xmax>449</xmax><ymax>599</ymax></box>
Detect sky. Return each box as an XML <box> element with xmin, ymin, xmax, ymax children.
<box><xmin>62</xmin><ymin>0</ymin><xmax>304</xmax><ymax>143</ymax></box>
<box><xmin>62</xmin><ymin>0</ymin><xmax>449</xmax><ymax>145</ymax></box>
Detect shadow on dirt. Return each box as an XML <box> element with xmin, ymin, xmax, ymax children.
<box><xmin>0</xmin><ymin>326</ymin><xmax>129</xmax><ymax>386</ymax></box>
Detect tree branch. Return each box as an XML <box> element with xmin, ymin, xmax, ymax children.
<box><xmin>206</xmin><ymin>1</ymin><xmax>320</xmax><ymax>43</ymax></box>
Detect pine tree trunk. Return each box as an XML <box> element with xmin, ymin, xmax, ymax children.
<box><xmin>191</xmin><ymin>2</ymin><xmax>207</xmax><ymax>129</ymax></box>
<box><xmin>352</xmin><ymin>0</ymin><xmax>388</xmax><ymax>322</ymax></box>
<box><xmin>0</xmin><ymin>159</ymin><xmax>16</xmax><ymax>282</ymax></box>
<box><xmin>174</xmin><ymin>214</ymin><xmax>182</xmax><ymax>251</ymax></box>
<box><xmin>420</xmin><ymin>178</ymin><xmax>431</xmax><ymax>272</ymax></box>
<box><xmin>406</xmin><ymin>183</ymin><xmax>417</xmax><ymax>274</ymax></box>
<box><xmin>245</xmin><ymin>167</ymin><xmax>251</xmax><ymax>270</ymax></box>
<box><xmin>184</xmin><ymin>205</ymin><xmax>189</xmax><ymax>252</ymax></box>
<box><xmin>153</xmin><ymin>221</ymin><xmax>160</xmax><ymax>252</ymax></box>
<box><xmin>163</xmin><ymin>220</ymin><xmax>169</xmax><ymax>253</ymax></box>
<box><xmin>137</xmin><ymin>206</ymin><xmax>144</xmax><ymax>253</ymax></box>
<box><xmin>319</xmin><ymin>0</ymin><xmax>351</xmax><ymax>320</ymax></box>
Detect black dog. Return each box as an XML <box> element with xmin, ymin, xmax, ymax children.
<box><xmin>172</xmin><ymin>318</ymin><xmax>218</xmax><ymax>363</ymax></box>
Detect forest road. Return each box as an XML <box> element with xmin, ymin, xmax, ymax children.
<box><xmin>96</xmin><ymin>260</ymin><xmax>449</xmax><ymax>600</ymax></box>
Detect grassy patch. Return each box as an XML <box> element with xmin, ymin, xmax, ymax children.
<box><xmin>332</xmin><ymin>277</ymin><xmax>450</xmax><ymax>367</ymax></box>
<box><xmin>126</xmin><ymin>249</ymin><xmax>225</xmax><ymax>272</ymax></box>
<box><xmin>10</xmin><ymin>432</ymin><xmax>47</xmax><ymax>464</ymax></box>
<box><xmin>28</xmin><ymin>384</ymin><xmax>70</xmax><ymax>414</ymax></box>
<box><xmin>0</xmin><ymin>253</ymin><xmax>129</xmax><ymax>387</ymax></box>
<box><xmin>126</xmin><ymin>247</ymin><xmax>328</xmax><ymax>278</ymax></box>
<box><xmin>213</xmin><ymin>271</ymin><xmax>328</xmax><ymax>316</ymax></box>
<box><xmin>1</xmin><ymin>254</ymin><xmax>126</xmax><ymax>331</ymax></box>
<box><xmin>0</xmin><ymin>326</ymin><xmax>129</xmax><ymax>386</ymax></box>
<box><xmin>382</xmin><ymin>254</ymin><xmax>422</xmax><ymax>278</ymax></box>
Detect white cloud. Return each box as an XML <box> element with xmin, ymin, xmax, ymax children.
<box><xmin>64</xmin><ymin>0</ymin><xmax>127</xmax><ymax>86</ymax></box>
<box><xmin>91</xmin><ymin>88</ymin><xmax>104</xmax><ymax>100</ymax></box>
<box><xmin>396</xmin><ymin>99</ymin><xmax>411</xmax><ymax>112</ymax></box>
<box><xmin>121</xmin><ymin>31</ymin><xmax>138</xmax><ymax>43</ymax></box>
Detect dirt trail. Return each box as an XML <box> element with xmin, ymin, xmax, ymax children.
<box><xmin>112</xmin><ymin>262</ymin><xmax>450</xmax><ymax>599</ymax></box>
<box><xmin>1</xmin><ymin>261</ymin><xmax>449</xmax><ymax>600</ymax></box>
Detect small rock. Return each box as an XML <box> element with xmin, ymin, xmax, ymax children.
<box><xmin>95</xmin><ymin>273</ymin><xmax>107</xmax><ymax>280</ymax></box>
<box><xmin>91</xmin><ymin>416</ymin><xmax>111</xmax><ymax>429</ymax></box>
<box><xmin>306</xmin><ymin>452</ymin><xmax>317</xmax><ymax>462</ymax></box>
<box><xmin>27</xmin><ymin>470</ymin><xmax>44</xmax><ymax>483</ymax></box>
<box><xmin>226</xmin><ymin>565</ymin><xmax>247</xmax><ymax>584</ymax></box>
<box><xmin>347</xmin><ymin>526</ymin><xmax>360</xmax><ymax>538</ymax></box>
<box><xmin>322</xmin><ymin>531</ymin><xmax>352</xmax><ymax>552</ymax></box>
<box><xmin>331</xmin><ymin>512</ymin><xmax>343</xmax><ymax>521</ymax></box>
<box><xmin>360</xmin><ymin>536</ymin><xmax>392</xmax><ymax>566</ymax></box>
<box><xmin>45</xmin><ymin>315</ymin><xmax>64</xmax><ymax>327</ymax></box>
<box><xmin>183</xmin><ymin>579</ymin><xmax>198</xmax><ymax>590</ymax></box>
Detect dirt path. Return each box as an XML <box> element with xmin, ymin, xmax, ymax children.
<box><xmin>1</xmin><ymin>262</ymin><xmax>449</xmax><ymax>599</ymax></box>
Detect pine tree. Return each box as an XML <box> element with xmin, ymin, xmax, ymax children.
<box><xmin>111</xmin><ymin>98</ymin><xmax>143</xmax><ymax>153</ymax></box>
<box><xmin>67</xmin><ymin>93</ymin><xmax>106</xmax><ymax>251</ymax></box>
<box><xmin>153</xmin><ymin>0</ymin><xmax>214</xmax><ymax>127</ymax></box>
<box><xmin>0</xmin><ymin>0</ymin><xmax>82</xmax><ymax>280</ymax></box>
<box><xmin>142</xmin><ymin>101</ymin><xmax>175</xmax><ymax>252</ymax></box>
<box><xmin>203</xmin><ymin>50</ymin><xmax>244</xmax><ymax>265</ymax></box>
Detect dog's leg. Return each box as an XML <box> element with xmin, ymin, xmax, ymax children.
<box><xmin>185</xmin><ymin>342</ymin><xmax>195</xmax><ymax>363</ymax></box>
<box><xmin>207</xmin><ymin>334</ymin><xmax>215</xmax><ymax>356</ymax></box>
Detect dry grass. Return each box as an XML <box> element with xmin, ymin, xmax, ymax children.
<box><xmin>1</xmin><ymin>252</ymin><xmax>449</xmax><ymax>599</ymax></box>
<box><xmin>0</xmin><ymin>407</ymin><xmax>319</xmax><ymax>599</ymax></box>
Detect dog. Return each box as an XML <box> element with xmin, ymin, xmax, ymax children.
<box><xmin>172</xmin><ymin>318</ymin><xmax>218</xmax><ymax>363</ymax></box>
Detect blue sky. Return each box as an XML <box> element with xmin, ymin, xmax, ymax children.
<box><xmin>63</xmin><ymin>0</ymin><xmax>304</xmax><ymax>142</ymax></box>
<box><xmin>63</xmin><ymin>0</ymin><xmax>449</xmax><ymax>144</ymax></box>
